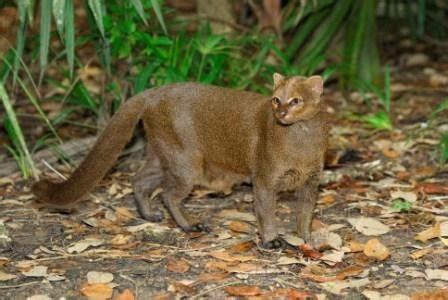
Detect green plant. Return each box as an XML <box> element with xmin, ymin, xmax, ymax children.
<box><xmin>440</xmin><ymin>133</ymin><xmax>448</xmax><ymax>165</ymax></box>
<box><xmin>358</xmin><ymin>66</ymin><xmax>393</xmax><ymax>130</ymax></box>
<box><xmin>391</xmin><ymin>199</ymin><xmax>413</xmax><ymax>213</ymax></box>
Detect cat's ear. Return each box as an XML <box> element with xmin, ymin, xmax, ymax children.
<box><xmin>305</xmin><ymin>76</ymin><xmax>324</xmax><ymax>96</ymax></box>
<box><xmin>273</xmin><ymin>73</ymin><xmax>285</xmax><ymax>88</ymax></box>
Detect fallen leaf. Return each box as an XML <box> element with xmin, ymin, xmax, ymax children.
<box><xmin>167</xmin><ymin>258</ymin><xmax>190</xmax><ymax>273</ymax></box>
<box><xmin>26</xmin><ymin>295</ymin><xmax>51</xmax><ymax>300</ymax></box>
<box><xmin>209</xmin><ymin>250</ymin><xmax>256</xmax><ymax>262</ymax></box>
<box><xmin>115</xmin><ymin>289</ymin><xmax>135</xmax><ymax>300</ymax></box>
<box><xmin>115</xmin><ymin>207</ymin><xmax>135</xmax><ymax>222</ymax></box>
<box><xmin>321</xmin><ymin>250</ymin><xmax>345</xmax><ymax>265</ymax></box>
<box><xmin>229</xmin><ymin>241</ymin><xmax>255</xmax><ymax>252</ymax></box>
<box><xmin>67</xmin><ymin>238</ymin><xmax>104</xmax><ymax>254</ymax></box>
<box><xmin>415</xmin><ymin>224</ymin><xmax>440</xmax><ymax>243</ymax></box>
<box><xmin>283</xmin><ymin>234</ymin><xmax>305</xmax><ymax>246</ymax></box>
<box><xmin>411</xmin><ymin>288</ymin><xmax>448</xmax><ymax>300</ymax></box>
<box><xmin>418</xmin><ymin>182</ymin><xmax>448</xmax><ymax>194</ymax></box>
<box><xmin>425</xmin><ymin>269</ymin><xmax>448</xmax><ymax>281</ymax></box>
<box><xmin>22</xmin><ymin>265</ymin><xmax>48</xmax><ymax>277</ymax></box>
<box><xmin>299</xmin><ymin>244</ymin><xmax>323</xmax><ymax>259</ymax></box>
<box><xmin>348</xmin><ymin>217</ymin><xmax>390</xmax><ymax>236</ymax></box>
<box><xmin>126</xmin><ymin>222</ymin><xmax>170</xmax><ymax>234</ymax></box>
<box><xmin>226</xmin><ymin>262</ymin><xmax>259</xmax><ymax>273</ymax></box>
<box><xmin>195</xmin><ymin>271</ymin><xmax>228</xmax><ymax>284</ymax></box>
<box><xmin>217</xmin><ymin>209</ymin><xmax>256</xmax><ymax>222</ymax></box>
<box><xmin>168</xmin><ymin>281</ymin><xmax>195</xmax><ymax>295</ymax></box>
<box><xmin>110</xmin><ymin>234</ymin><xmax>133</xmax><ymax>246</ymax></box>
<box><xmin>320</xmin><ymin>278</ymin><xmax>370</xmax><ymax>295</ymax></box>
<box><xmin>363</xmin><ymin>239</ymin><xmax>390</xmax><ymax>261</ymax></box>
<box><xmin>336</xmin><ymin>266</ymin><xmax>365</xmax><ymax>280</ymax></box>
<box><xmin>80</xmin><ymin>283</ymin><xmax>113</xmax><ymax>299</ymax></box>
<box><xmin>345</xmin><ymin>241</ymin><xmax>365</xmax><ymax>252</ymax></box>
<box><xmin>277</xmin><ymin>256</ymin><xmax>307</xmax><ymax>266</ymax></box>
<box><xmin>263</xmin><ymin>288</ymin><xmax>316</xmax><ymax>299</ymax></box>
<box><xmin>0</xmin><ymin>270</ymin><xmax>17</xmax><ymax>281</ymax></box>
<box><xmin>391</xmin><ymin>190</ymin><xmax>418</xmax><ymax>202</ymax></box>
<box><xmin>227</xmin><ymin>221</ymin><xmax>253</xmax><ymax>234</ymax></box>
<box><xmin>311</xmin><ymin>228</ymin><xmax>342</xmax><ymax>250</ymax></box>
<box><xmin>410</xmin><ymin>248</ymin><xmax>433</xmax><ymax>260</ymax></box>
<box><xmin>224</xmin><ymin>285</ymin><xmax>262</xmax><ymax>296</ymax></box>
<box><xmin>86</xmin><ymin>271</ymin><xmax>114</xmax><ymax>284</ymax></box>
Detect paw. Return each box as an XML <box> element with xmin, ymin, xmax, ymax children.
<box><xmin>141</xmin><ymin>210</ymin><xmax>164</xmax><ymax>223</ymax></box>
<box><xmin>185</xmin><ymin>223</ymin><xmax>211</xmax><ymax>233</ymax></box>
<box><xmin>261</xmin><ymin>237</ymin><xmax>287</xmax><ymax>249</ymax></box>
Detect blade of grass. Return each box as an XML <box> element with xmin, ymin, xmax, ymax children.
<box><xmin>13</xmin><ymin>0</ymin><xmax>28</xmax><ymax>87</ymax></box>
<box><xmin>131</xmin><ymin>0</ymin><xmax>148</xmax><ymax>25</ymax></box>
<box><xmin>2</xmin><ymin>57</ymin><xmax>62</xmax><ymax>144</ymax></box>
<box><xmin>151</xmin><ymin>0</ymin><xmax>168</xmax><ymax>34</ymax></box>
<box><xmin>39</xmin><ymin>0</ymin><xmax>52</xmax><ymax>84</ymax></box>
<box><xmin>64</xmin><ymin>0</ymin><xmax>75</xmax><ymax>78</ymax></box>
<box><xmin>52</xmin><ymin>0</ymin><xmax>66</xmax><ymax>37</ymax></box>
<box><xmin>88</xmin><ymin>0</ymin><xmax>105</xmax><ymax>39</ymax></box>
<box><xmin>0</xmin><ymin>83</ymin><xmax>37</xmax><ymax>179</ymax></box>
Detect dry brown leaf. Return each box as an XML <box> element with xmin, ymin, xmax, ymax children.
<box><xmin>391</xmin><ymin>190</ymin><xmax>418</xmax><ymax>202</ymax></box>
<box><xmin>425</xmin><ymin>269</ymin><xmax>448</xmax><ymax>281</ymax></box>
<box><xmin>115</xmin><ymin>289</ymin><xmax>135</xmax><ymax>300</ymax></box>
<box><xmin>209</xmin><ymin>250</ymin><xmax>256</xmax><ymax>262</ymax></box>
<box><xmin>318</xmin><ymin>194</ymin><xmax>335</xmax><ymax>205</ymax></box>
<box><xmin>348</xmin><ymin>217</ymin><xmax>390</xmax><ymax>236</ymax></box>
<box><xmin>345</xmin><ymin>241</ymin><xmax>365</xmax><ymax>252</ymax></box>
<box><xmin>263</xmin><ymin>288</ymin><xmax>316</xmax><ymax>299</ymax></box>
<box><xmin>167</xmin><ymin>258</ymin><xmax>190</xmax><ymax>273</ymax></box>
<box><xmin>418</xmin><ymin>182</ymin><xmax>448</xmax><ymax>195</ymax></box>
<box><xmin>299</xmin><ymin>243</ymin><xmax>323</xmax><ymax>259</ymax></box>
<box><xmin>226</xmin><ymin>262</ymin><xmax>259</xmax><ymax>273</ymax></box>
<box><xmin>415</xmin><ymin>224</ymin><xmax>440</xmax><ymax>243</ymax></box>
<box><xmin>195</xmin><ymin>271</ymin><xmax>228</xmax><ymax>284</ymax></box>
<box><xmin>224</xmin><ymin>285</ymin><xmax>262</xmax><ymax>296</ymax></box>
<box><xmin>364</xmin><ymin>238</ymin><xmax>390</xmax><ymax>261</ymax></box>
<box><xmin>410</xmin><ymin>248</ymin><xmax>433</xmax><ymax>260</ymax></box>
<box><xmin>115</xmin><ymin>207</ymin><xmax>135</xmax><ymax>222</ymax></box>
<box><xmin>311</xmin><ymin>228</ymin><xmax>342</xmax><ymax>250</ymax></box>
<box><xmin>0</xmin><ymin>271</ymin><xmax>17</xmax><ymax>281</ymax></box>
<box><xmin>110</xmin><ymin>234</ymin><xmax>133</xmax><ymax>246</ymax></box>
<box><xmin>229</xmin><ymin>240</ymin><xmax>255</xmax><ymax>253</ymax></box>
<box><xmin>336</xmin><ymin>266</ymin><xmax>365</xmax><ymax>280</ymax></box>
<box><xmin>411</xmin><ymin>288</ymin><xmax>448</xmax><ymax>300</ymax></box>
<box><xmin>80</xmin><ymin>283</ymin><xmax>113</xmax><ymax>299</ymax></box>
<box><xmin>227</xmin><ymin>221</ymin><xmax>253</xmax><ymax>234</ymax></box>
<box><xmin>168</xmin><ymin>281</ymin><xmax>196</xmax><ymax>295</ymax></box>
<box><xmin>150</xmin><ymin>292</ymin><xmax>173</xmax><ymax>300</ymax></box>
<box><xmin>86</xmin><ymin>271</ymin><xmax>114</xmax><ymax>284</ymax></box>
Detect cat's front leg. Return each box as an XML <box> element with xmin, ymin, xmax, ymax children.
<box><xmin>296</xmin><ymin>173</ymin><xmax>320</xmax><ymax>242</ymax></box>
<box><xmin>253</xmin><ymin>182</ymin><xmax>285</xmax><ymax>248</ymax></box>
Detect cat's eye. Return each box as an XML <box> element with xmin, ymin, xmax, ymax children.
<box><xmin>289</xmin><ymin>98</ymin><xmax>303</xmax><ymax>106</ymax></box>
<box><xmin>272</xmin><ymin>97</ymin><xmax>281</xmax><ymax>106</ymax></box>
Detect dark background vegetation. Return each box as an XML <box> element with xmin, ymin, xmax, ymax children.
<box><xmin>0</xmin><ymin>0</ymin><xmax>447</xmax><ymax>178</ymax></box>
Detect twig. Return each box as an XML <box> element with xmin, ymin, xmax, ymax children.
<box><xmin>190</xmin><ymin>281</ymin><xmax>241</xmax><ymax>300</ymax></box>
<box><xmin>0</xmin><ymin>281</ymin><xmax>41</xmax><ymax>289</ymax></box>
<box><xmin>41</xmin><ymin>159</ymin><xmax>67</xmax><ymax>180</ymax></box>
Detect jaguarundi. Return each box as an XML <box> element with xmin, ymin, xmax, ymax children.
<box><xmin>33</xmin><ymin>73</ymin><xmax>329</xmax><ymax>248</ymax></box>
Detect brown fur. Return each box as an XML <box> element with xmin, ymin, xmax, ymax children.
<box><xmin>32</xmin><ymin>74</ymin><xmax>329</xmax><ymax>246</ymax></box>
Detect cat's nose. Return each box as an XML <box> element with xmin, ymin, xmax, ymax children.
<box><xmin>278</xmin><ymin>110</ymin><xmax>287</xmax><ymax>117</ymax></box>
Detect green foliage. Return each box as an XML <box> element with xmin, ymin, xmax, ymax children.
<box><xmin>358</xmin><ymin>66</ymin><xmax>393</xmax><ymax>130</ymax></box>
<box><xmin>440</xmin><ymin>133</ymin><xmax>448</xmax><ymax>165</ymax></box>
<box><xmin>391</xmin><ymin>199</ymin><xmax>413</xmax><ymax>213</ymax></box>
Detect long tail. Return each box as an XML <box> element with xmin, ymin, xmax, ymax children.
<box><xmin>32</xmin><ymin>95</ymin><xmax>145</xmax><ymax>208</ymax></box>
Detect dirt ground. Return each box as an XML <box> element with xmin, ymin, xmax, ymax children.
<box><xmin>1</xmin><ymin>53</ymin><xmax>448</xmax><ymax>299</ymax></box>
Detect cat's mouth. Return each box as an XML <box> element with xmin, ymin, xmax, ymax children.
<box><xmin>275</xmin><ymin>115</ymin><xmax>297</xmax><ymax>126</ymax></box>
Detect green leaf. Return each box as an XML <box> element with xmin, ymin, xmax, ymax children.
<box><xmin>131</xmin><ymin>0</ymin><xmax>148</xmax><ymax>25</ymax></box>
<box><xmin>88</xmin><ymin>0</ymin><xmax>106</xmax><ymax>39</ymax></box>
<box><xmin>362</xmin><ymin>111</ymin><xmax>393</xmax><ymax>131</ymax></box>
<box><xmin>64</xmin><ymin>0</ymin><xmax>75</xmax><ymax>78</ymax></box>
<box><xmin>431</xmin><ymin>98</ymin><xmax>448</xmax><ymax>118</ymax></box>
<box><xmin>39</xmin><ymin>0</ymin><xmax>52</xmax><ymax>83</ymax></box>
<box><xmin>150</xmin><ymin>0</ymin><xmax>167</xmax><ymax>35</ymax></box>
<box><xmin>52</xmin><ymin>0</ymin><xmax>66</xmax><ymax>37</ymax></box>
<box><xmin>0</xmin><ymin>83</ymin><xmax>36</xmax><ymax>178</ymax></box>
<box><xmin>392</xmin><ymin>199</ymin><xmax>412</xmax><ymax>212</ymax></box>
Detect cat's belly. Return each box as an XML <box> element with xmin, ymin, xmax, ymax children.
<box><xmin>197</xmin><ymin>163</ymin><xmax>249</xmax><ymax>194</ymax></box>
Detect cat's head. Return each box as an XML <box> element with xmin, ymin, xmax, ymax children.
<box><xmin>271</xmin><ymin>73</ymin><xmax>323</xmax><ymax>125</ymax></box>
